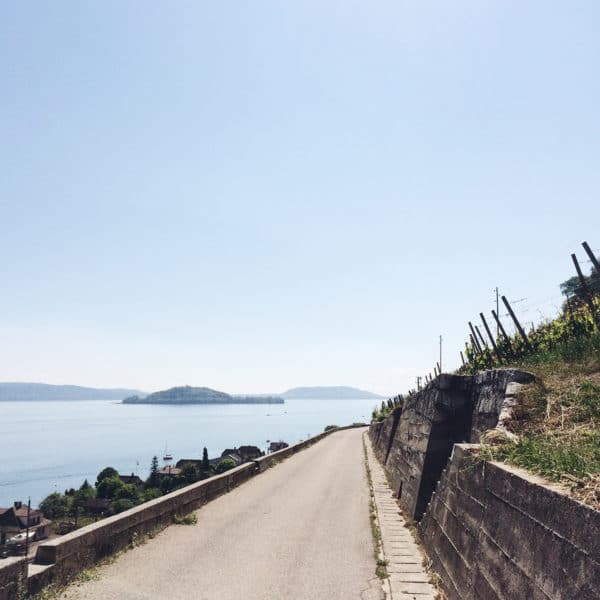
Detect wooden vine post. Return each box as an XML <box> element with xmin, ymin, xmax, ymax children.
<box><xmin>582</xmin><ymin>241</ymin><xmax>600</xmax><ymax>273</ymax></box>
<box><xmin>502</xmin><ymin>296</ymin><xmax>533</xmax><ymax>351</ymax></box>
<box><xmin>474</xmin><ymin>325</ymin><xmax>488</xmax><ymax>349</ymax></box>
<box><xmin>480</xmin><ymin>312</ymin><xmax>501</xmax><ymax>359</ymax></box>
<box><xmin>468</xmin><ymin>322</ymin><xmax>483</xmax><ymax>353</ymax></box>
<box><xmin>491</xmin><ymin>309</ymin><xmax>513</xmax><ymax>356</ymax></box>
<box><xmin>571</xmin><ymin>253</ymin><xmax>600</xmax><ymax>331</ymax></box>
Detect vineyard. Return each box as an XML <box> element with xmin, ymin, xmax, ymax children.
<box><xmin>372</xmin><ymin>241</ymin><xmax>600</xmax><ymax>508</ymax></box>
<box><xmin>461</xmin><ymin>295</ymin><xmax>600</xmax><ymax>374</ymax></box>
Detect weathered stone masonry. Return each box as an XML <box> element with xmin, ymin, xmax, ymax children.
<box><xmin>370</xmin><ymin>369</ymin><xmax>535</xmax><ymax>520</ymax></box>
<box><xmin>369</xmin><ymin>369</ymin><xmax>600</xmax><ymax>600</ymax></box>
<box><xmin>420</xmin><ymin>445</ymin><xmax>600</xmax><ymax>600</ymax></box>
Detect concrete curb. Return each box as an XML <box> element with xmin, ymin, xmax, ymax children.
<box><xmin>364</xmin><ymin>432</ymin><xmax>437</xmax><ymax>600</ymax></box>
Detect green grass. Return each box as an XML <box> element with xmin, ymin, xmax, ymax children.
<box><xmin>483</xmin><ymin>354</ymin><xmax>600</xmax><ymax>508</ymax></box>
<box><xmin>493</xmin><ymin>431</ymin><xmax>600</xmax><ymax>481</ymax></box>
<box><xmin>173</xmin><ymin>512</ymin><xmax>197</xmax><ymax>525</ymax></box>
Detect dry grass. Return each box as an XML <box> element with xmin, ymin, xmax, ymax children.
<box><xmin>489</xmin><ymin>356</ymin><xmax>600</xmax><ymax>509</ymax></box>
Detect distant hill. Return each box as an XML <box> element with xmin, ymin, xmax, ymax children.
<box><xmin>123</xmin><ymin>386</ymin><xmax>284</xmax><ymax>405</ymax></box>
<box><xmin>0</xmin><ymin>382</ymin><xmax>146</xmax><ymax>402</ymax></box>
<box><xmin>281</xmin><ymin>386</ymin><xmax>384</xmax><ymax>400</ymax></box>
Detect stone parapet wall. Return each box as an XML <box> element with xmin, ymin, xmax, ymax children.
<box><xmin>0</xmin><ymin>556</ymin><xmax>26</xmax><ymax>600</ymax></box>
<box><xmin>419</xmin><ymin>444</ymin><xmax>600</xmax><ymax>600</ymax></box>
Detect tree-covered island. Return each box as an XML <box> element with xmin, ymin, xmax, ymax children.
<box><xmin>123</xmin><ymin>386</ymin><xmax>284</xmax><ymax>405</ymax></box>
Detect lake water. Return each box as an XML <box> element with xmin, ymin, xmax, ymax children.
<box><xmin>0</xmin><ymin>398</ymin><xmax>377</xmax><ymax>507</ymax></box>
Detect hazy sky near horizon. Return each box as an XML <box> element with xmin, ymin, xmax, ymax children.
<box><xmin>1</xmin><ymin>2</ymin><xmax>599</xmax><ymax>395</ymax></box>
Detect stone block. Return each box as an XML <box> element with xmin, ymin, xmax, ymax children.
<box><xmin>475</xmin><ymin>530</ymin><xmax>549</xmax><ymax>600</ymax></box>
<box><xmin>485</xmin><ymin>460</ymin><xmax>600</xmax><ymax>562</ymax></box>
<box><xmin>481</xmin><ymin>490</ymin><xmax>600</xmax><ymax>600</ymax></box>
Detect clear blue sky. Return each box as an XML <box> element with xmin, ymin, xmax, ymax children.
<box><xmin>1</xmin><ymin>2</ymin><xmax>599</xmax><ymax>395</ymax></box>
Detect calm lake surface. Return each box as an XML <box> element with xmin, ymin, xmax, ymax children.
<box><xmin>0</xmin><ymin>398</ymin><xmax>377</xmax><ymax>506</ymax></box>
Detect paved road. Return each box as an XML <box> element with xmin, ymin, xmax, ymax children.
<box><xmin>62</xmin><ymin>428</ymin><xmax>382</xmax><ymax>600</ymax></box>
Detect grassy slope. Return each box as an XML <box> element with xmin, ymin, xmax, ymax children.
<box><xmin>488</xmin><ymin>352</ymin><xmax>599</xmax><ymax>510</ymax></box>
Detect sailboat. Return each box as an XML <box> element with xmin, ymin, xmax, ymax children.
<box><xmin>163</xmin><ymin>443</ymin><xmax>173</xmax><ymax>461</ymax></box>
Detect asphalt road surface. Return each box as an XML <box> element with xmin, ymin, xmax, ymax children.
<box><xmin>62</xmin><ymin>428</ymin><xmax>382</xmax><ymax>600</ymax></box>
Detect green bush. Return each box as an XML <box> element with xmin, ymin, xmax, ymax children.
<box><xmin>96</xmin><ymin>476</ymin><xmax>125</xmax><ymax>500</ymax></box>
<box><xmin>215</xmin><ymin>458</ymin><xmax>237</xmax><ymax>474</ymax></box>
<box><xmin>40</xmin><ymin>492</ymin><xmax>71</xmax><ymax>520</ymax></box>
<box><xmin>95</xmin><ymin>467</ymin><xmax>119</xmax><ymax>487</ymax></box>
<box><xmin>111</xmin><ymin>498</ymin><xmax>135</xmax><ymax>514</ymax></box>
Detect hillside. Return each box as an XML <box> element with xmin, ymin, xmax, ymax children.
<box><xmin>281</xmin><ymin>386</ymin><xmax>383</xmax><ymax>399</ymax></box>
<box><xmin>0</xmin><ymin>382</ymin><xmax>145</xmax><ymax>401</ymax></box>
<box><xmin>123</xmin><ymin>386</ymin><xmax>284</xmax><ymax>404</ymax></box>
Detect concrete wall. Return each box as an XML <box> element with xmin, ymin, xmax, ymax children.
<box><xmin>419</xmin><ymin>444</ymin><xmax>600</xmax><ymax>600</ymax></box>
<box><xmin>0</xmin><ymin>556</ymin><xmax>26</xmax><ymax>600</ymax></box>
<box><xmin>0</xmin><ymin>425</ymin><xmax>364</xmax><ymax>596</ymax></box>
<box><xmin>370</xmin><ymin>369</ymin><xmax>534</xmax><ymax>520</ymax></box>
<box><xmin>368</xmin><ymin>369</ymin><xmax>599</xmax><ymax>600</ymax></box>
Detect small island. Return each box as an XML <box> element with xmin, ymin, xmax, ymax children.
<box><xmin>123</xmin><ymin>386</ymin><xmax>284</xmax><ymax>405</ymax></box>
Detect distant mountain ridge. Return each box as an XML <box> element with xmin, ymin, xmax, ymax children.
<box><xmin>123</xmin><ymin>386</ymin><xmax>284</xmax><ymax>405</ymax></box>
<box><xmin>0</xmin><ymin>382</ymin><xmax>146</xmax><ymax>401</ymax></box>
<box><xmin>281</xmin><ymin>386</ymin><xmax>384</xmax><ymax>399</ymax></box>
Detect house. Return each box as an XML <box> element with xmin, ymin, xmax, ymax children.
<box><xmin>175</xmin><ymin>445</ymin><xmax>264</xmax><ymax>472</ymax></box>
<box><xmin>237</xmin><ymin>445</ymin><xmax>264</xmax><ymax>461</ymax></box>
<box><xmin>220</xmin><ymin>445</ymin><xmax>263</xmax><ymax>463</ymax></box>
<box><xmin>175</xmin><ymin>458</ymin><xmax>204</xmax><ymax>470</ymax></box>
<box><xmin>158</xmin><ymin>465</ymin><xmax>181</xmax><ymax>477</ymax></box>
<box><xmin>118</xmin><ymin>473</ymin><xmax>143</xmax><ymax>486</ymax></box>
<box><xmin>0</xmin><ymin>502</ymin><xmax>52</xmax><ymax>546</ymax></box>
<box><xmin>219</xmin><ymin>450</ymin><xmax>243</xmax><ymax>465</ymax></box>
<box><xmin>269</xmin><ymin>441</ymin><xmax>289</xmax><ymax>453</ymax></box>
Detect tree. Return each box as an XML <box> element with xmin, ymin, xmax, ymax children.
<box><xmin>95</xmin><ymin>467</ymin><xmax>119</xmax><ymax>487</ymax></box>
<box><xmin>115</xmin><ymin>483</ymin><xmax>142</xmax><ymax>504</ymax></box>
<box><xmin>142</xmin><ymin>488</ymin><xmax>162</xmax><ymax>502</ymax></box>
<box><xmin>147</xmin><ymin>456</ymin><xmax>160</xmax><ymax>488</ymax></box>
<box><xmin>560</xmin><ymin>259</ymin><xmax>600</xmax><ymax>301</ymax></box>
<box><xmin>40</xmin><ymin>492</ymin><xmax>70</xmax><ymax>520</ymax></box>
<box><xmin>214</xmin><ymin>458</ymin><xmax>236</xmax><ymax>474</ymax></box>
<box><xmin>179</xmin><ymin>463</ymin><xmax>199</xmax><ymax>485</ymax></box>
<box><xmin>202</xmin><ymin>447</ymin><xmax>210</xmax><ymax>473</ymax></box>
<box><xmin>96</xmin><ymin>475</ymin><xmax>125</xmax><ymax>500</ymax></box>
<box><xmin>111</xmin><ymin>498</ymin><xmax>135</xmax><ymax>514</ymax></box>
<box><xmin>160</xmin><ymin>476</ymin><xmax>175</xmax><ymax>494</ymax></box>
<box><xmin>73</xmin><ymin>479</ymin><xmax>96</xmax><ymax>510</ymax></box>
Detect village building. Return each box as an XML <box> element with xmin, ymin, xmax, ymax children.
<box><xmin>158</xmin><ymin>465</ymin><xmax>181</xmax><ymax>477</ymax></box>
<box><xmin>0</xmin><ymin>502</ymin><xmax>52</xmax><ymax>546</ymax></box>
<box><xmin>118</xmin><ymin>473</ymin><xmax>143</xmax><ymax>486</ymax></box>
<box><xmin>268</xmin><ymin>441</ymin><xmax>289</xmax><ymax>453</ymax></box>
<box><xmin>220</xmin><ymin>445</ymin><xmax>263</xmax><ymax>463</ymax></box>
<box><xmin>176</xmin><ymin>445</ymin><xmax>263</xmax><ymax>471</ymax></box>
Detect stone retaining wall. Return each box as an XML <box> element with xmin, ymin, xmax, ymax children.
<box><xmin>370</xmin><ymin>369</ymin><xmax>534</xmax><ymax>520</ymax></box>
<box><xmin>419</xmin><ymin>444</ymin><xmax>600</xmax><ymax>600</ymax></box>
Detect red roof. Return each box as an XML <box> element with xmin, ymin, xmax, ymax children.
<box><xmin>158</xmin><ymin>466</ymin><xmax>181</xmax><ymax>476</ymax></box>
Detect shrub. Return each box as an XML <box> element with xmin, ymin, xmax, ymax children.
<box><xmin>111</xmin><ymin>498</ymin><xmax>135</xmax><ymax>514</ymax></box>
<box><xmin>40</xmin><ymin>493</ymin><xmax>71</xmax><ymax>520</ymax></box>
<box><xmin>173</xmin><ymin>513</ymin><xmax>197</xmax><ymax>525</ymax></box>
<box><xmin>95</xmin><ymin>467</ymin><xmax>119</xmax><ymax>487</ymax></box>
<box><xmin>215</xmin><ymin>458</ymin><xmax>237</xmax><ymax>474</ymax></box>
